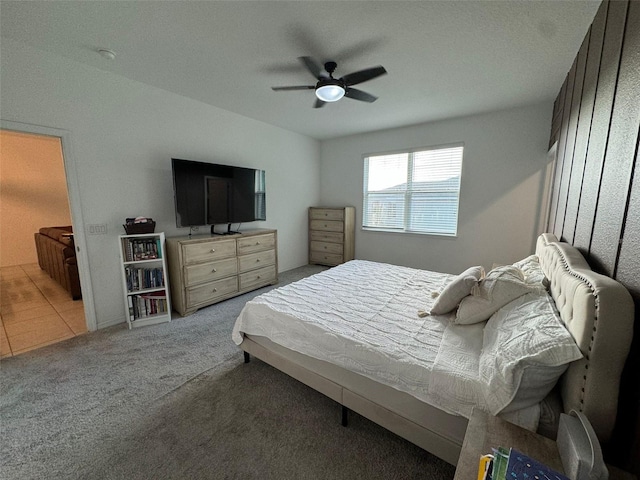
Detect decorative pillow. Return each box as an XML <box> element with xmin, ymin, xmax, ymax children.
<box><xmin>513</xmin><ymin>254</ymin><xmax>549</xmax><ymax>289</ymax></box>
<box><xmin>479</xmin><ymin>292</ymin><xmax>582</xmax><ymax>414</ymax></box>
<box><xmin>454</xmin><ymin>265</ymin><xmax>531</xmax><ymax>325</ymax></box>
<box><xmin>429</xmin><ymin>266</ymin><xmax>484</xmax><ymax>315</ymax></box>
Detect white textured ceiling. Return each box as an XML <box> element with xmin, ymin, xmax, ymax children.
<box><xmin>0</xmin><ymin>0</ymin><xmax>599</xmax><ymax>140</ymax></box>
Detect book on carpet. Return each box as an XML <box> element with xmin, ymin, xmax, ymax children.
<box><xmin>478</xmin><ymin>447</ymin><xmax>569</xmax><ymax>480</ymax></box>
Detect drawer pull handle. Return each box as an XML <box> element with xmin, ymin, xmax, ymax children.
<box><xmin>212</xmin><ymin>268</ymin><xmax>217</xmax><ymax>273</ymax></box>
<box><xmin>256</xmin><ymin>242</ymin><xmax>260</xmax><ymax>245</ymax></box>
<box><xmin>210</xmin><ymin>249</ymin><xmax>215</xmax><ymax>253</ymax></box>
<box><xmin>324</xmin><ymin>224</ymin><xmax>328</xmax><ymax>227</ymax></box>
<box><xmin>257</xmin><ymin>275</ymin><xmax>261</xmax><ymax>279</ymax></box>
<box><xmin>256</xmin><ymin>258</ymin><xmax>260</xmax><ymax>262</ymax></box>
<box><xmin>213</xmin><ymin>288</ymin><xmax>218</xmax><ymax>293</ymax></box>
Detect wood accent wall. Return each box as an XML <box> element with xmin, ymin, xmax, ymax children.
<box><xmin>547</xmin><ymin>0</ymin><xmax>640</xmax><ymax>472</ymax></box>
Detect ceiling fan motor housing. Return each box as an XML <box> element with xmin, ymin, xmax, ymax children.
<box><xmin>324</xmin><ymin>61</ymin><xmax>338</xmax><ymax>76</ymax></box>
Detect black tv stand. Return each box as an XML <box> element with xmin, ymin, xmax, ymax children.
<box><xmin>211</xmin><ymin>224</ymin><xmax>240</xmax><ymax>236</ymax></box>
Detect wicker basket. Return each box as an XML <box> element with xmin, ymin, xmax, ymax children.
<box><xmin>123</xmin><ymin>221</ymin><xmax>156</xmax><ymax>234</ymax></box>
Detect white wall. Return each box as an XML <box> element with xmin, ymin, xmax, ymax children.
<box><xmin>319</xmin><ymin>103</ymin><xmax>553</xmax><ymax>274</ymax></box>
<box><xmin>1</xmin><ymin>39</ymin><xmax>320</xmax><ymax>329</ymax></box>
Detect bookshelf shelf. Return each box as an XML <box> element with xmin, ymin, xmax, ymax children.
<box><xmin>122</xmin><ymin>258</ymin><xmax>164</xmax><ymax>266</ymax></box>
<box><xmin>118</xmin><ymin>232</ymin><xmax>171</xmax><ymax>329</ymax></box>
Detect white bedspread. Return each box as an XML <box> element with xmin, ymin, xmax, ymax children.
<box><xmin>232</xmin><ymin>260</ymin><xmax>538</xmax><ymax>426</ymax></box>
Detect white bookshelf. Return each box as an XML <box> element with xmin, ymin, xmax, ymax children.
<box><xmin>118</xmin><ymin>232</ymin><xmax>171</xmax><ymax>329</ymax></box>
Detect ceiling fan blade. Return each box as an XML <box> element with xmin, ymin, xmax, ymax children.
<box><xmin>341</xmin><ymin>66</ymin><xmax>387</xmax><ymax>86</ymax></box>
<box><xmin>298</xmin><ymin>56</ymin><xmax>325</xmax><ymax>79</ymax></box>
<box><xmin>313</xmin><ymin>98</ymin><xmax>327</xmax><ymax>109</ymax></box>
<box><xmin>271</xmin><ymin>85</ymin><xmax>315</xmax><ymax>91</ymax></box>
<box><xmin>345</xmin><ymin>88</ymin><xmax>378</xmax><ymax>103</ymax></box>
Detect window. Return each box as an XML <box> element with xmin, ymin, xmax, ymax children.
<box><xmin>363</xmin><ymin>144</ymin><xmax>463</xmax><ymax>236</ymax></box>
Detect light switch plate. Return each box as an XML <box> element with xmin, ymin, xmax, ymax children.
<box><xmin>87</xmin><ymin>224</ymin><xmax>108</xmax><ymax>235</ymax></box>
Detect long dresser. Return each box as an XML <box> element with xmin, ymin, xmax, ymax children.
<box><xmin>309</xmin><ymin>207</ymin><xmax>355</xmax><ymax>266</ymax></box>
<box><xmin>166</xmin><ymin>229</ymin><xmax>277</xmax><ymax>316</ymax></box>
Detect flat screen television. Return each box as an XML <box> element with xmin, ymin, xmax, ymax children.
<box><xmin>171</xmin><ymin>158</ymin><xmax>266</xmax><ymax>234</ymax></box>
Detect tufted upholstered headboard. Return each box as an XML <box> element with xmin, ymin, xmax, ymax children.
<box><xmin>535</xmin><ymin>233</ymin><xmax>634</xmax><ymax>443</ymax></box>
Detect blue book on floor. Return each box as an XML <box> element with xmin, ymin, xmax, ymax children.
<box><xmin>506</xmin><ymin>448</ymin><xmax>569</xmax><ymax>480</ymax></box>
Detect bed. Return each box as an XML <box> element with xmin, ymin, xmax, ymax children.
<box><xmin>231</xmin><ymin>233</ymin><xmax>634</xmax><ymax>465</ymax></box>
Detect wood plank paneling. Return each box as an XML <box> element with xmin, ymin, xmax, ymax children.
<box><xmin>554</xmin><ymin>34</ymin><xmax>590</xmax><ymax>238</ymax></box>
<box><xmin>563</xmin><ymin>2</ymin><xmax>608</xmax><ymax>244</ymax></box>
<box><xmin>547</xmin><ymin>0</ymin><xmax>640</xmax><ymax>472</ymax></box>
<box><xmin>590</xmin><ymin>0</ymin><xmax>640</xmax><ymax>276</ymax></box>
<box><xmin>549</xmin><ymin>78</ymin><xmax>567</xmax><ymax>149</ymax></box>
<box><xmin>573</xmin><ymin>0</ymin><xmax>628</xmax><ymax>252</ymax></box>
<box><xmin>616</xmin><ymin>140</ymin><xmax>640</xmax><ymax>296</ymax></box>
<box><xmin>614</xmin><ymin>136</ymin><xmax>640</xmax><ymax>472</ymax></box>
<box><xmin>549</xmin><ymin>62</ymin><xmax>576</xmax><ymax>237</ymax></box>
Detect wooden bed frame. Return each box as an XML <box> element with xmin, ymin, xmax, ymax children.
<box><xmin>238</xmin><ymin>233</ymin><xmax>634</xmax><ymax>465</ymax></box>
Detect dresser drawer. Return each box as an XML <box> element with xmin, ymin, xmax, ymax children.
<box><xmin>310</xmin><ymin>208</ymin><xmax>345</xmax><ymax>221</ymax></box>
<box><xmin>239</xmin><ymin>265</ymin><xmax>277</xmax><ymax>291</ymax></box>
<box><xmin>238</xmin><ymin>249</ymin><xmax>276</xmax><ymax>273</ymax></box>
<box><xmin>310</xmin><ymin>219</ymin><xmax>344</xmax><ymax>232</ymax></box>
<box><xmin>237</xmin><ymin>233</ymin><xmax>275</xmax><ymax>255</ymax></box>
<box><xmin>310</xmin><ymin>251</ymin><xmax>344</xmax><ymax>266</ymax></box>
<box><xmin>310</xmin><ymin>230</ymin><xmax>344</xmax><ymax>243</ymax></box>
<box><xmin>310</xmin><ymin>241</ymin><xmax>343</xmax><ymax>255</ymax></box>
<box><xmin>186</xmin><ymin>276</ymin><xmax>238</xmax><ymax>307</ymax></box>
<box><xmin>184</xmin><ymin>257</ymin><xmax>237</xmax><ymax>287</ymax></box>
<box><xmin>182</xmin><ymin>239</ymin><xmax>236</xmax><ymax>265</ymax></box>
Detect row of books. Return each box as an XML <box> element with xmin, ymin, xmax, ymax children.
<box><xmin>124</xmin><ymin>266</ymin><xmax>165</xmax><ymax>292</ymax></box>
<box><xmin>478</xmin><ymin>447</ymin><xmax>569</xmax><ymax>480</ymax></box>
<box><xmin>127</xmin><ymin>293</ymin><xmax>168</xmax><ymax>321</ymax></box>
<box><xmin>122</xmin><ymin>237</ymin><xmax>161</xmax><ymax>262</ymax></box>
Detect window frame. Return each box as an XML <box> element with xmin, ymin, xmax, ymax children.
<box><xmin>362</xmin><ymin>143</ymin><xmax>464</xmax><ymax>237</ymax></box>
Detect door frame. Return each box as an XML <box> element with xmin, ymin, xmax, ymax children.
<box><xmin>1</xmin><ymin>120</ymin><xmax>97</xmax><ymax>331</ymax></box>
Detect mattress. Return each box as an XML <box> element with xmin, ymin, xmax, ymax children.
<box><xmin>234</xmin><ymin>260</ymin><xmax>512</xmax><ymax>420</ymax></box>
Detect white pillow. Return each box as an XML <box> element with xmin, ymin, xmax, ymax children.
<box><xmin>513</xmin><ymin>254</ymin><xmax>549</xmax><ymax>289</ymax></box>
<box><xmin>479</xmin><ymin>292</ymin><xmax>583</xmax><ymax>414</ymax></box>
<box><xmin>455</xmin><ymin>265</ymin><xmax>532</xmax><ymax>325</ymax></box>
<box><xmin>429</xmin><ymin>266</ymin><xmax>484</xmax><ymax>315</ymax></box>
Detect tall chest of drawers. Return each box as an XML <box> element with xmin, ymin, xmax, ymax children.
<box><xmin>309</xmin><ymin>207</ymin><xmax>355</xmax><ymax>266</ymax></box>
<box><xmin>166</xmin><ymin>229</ymin><xmax>277</xmax><ymax>316</ymax></box>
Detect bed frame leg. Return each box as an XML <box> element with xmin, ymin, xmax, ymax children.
<box><xmin>243</xmin><ymin>351</ymin><xmax>250</xmax><ymax>363</ymax></box>
<box><xmin>341</xmin><ymin>405</ymin><xmax>349</xmax><ymax>427</ymax></box>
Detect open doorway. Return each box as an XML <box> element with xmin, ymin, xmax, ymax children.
<box><xmin>1</xmin><ymin>125</ymin><xmax>94</xmax><ymax>357</ymax></box>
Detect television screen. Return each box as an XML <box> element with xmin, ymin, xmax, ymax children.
<box><xmin>171</xmin><ymin>158</ymin><xmax>265</xmax><ymax>228</ymax></box>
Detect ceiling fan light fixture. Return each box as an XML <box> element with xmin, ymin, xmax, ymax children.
<box><xmin>315</xmin><ymin>84</ymin><xmax>345</xmax><ymax>102</ymax></box>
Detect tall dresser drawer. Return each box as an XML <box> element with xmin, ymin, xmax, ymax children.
<box><xmin>237</xmin><ymin>233</ymin><xmax>275</xmax><ymax>255</ymax></box>
<box><xmin>182</xmin><ymin>239</ymin><xmax>236</xmax><ymax>265</ymax></box>
<box><xmin>310</xmin><ymin>208</ymin><xmax>345</xmax><ymax>221</ymax></box>
<box><xmin>310</xmin><ymin>241</ymin><xmax>343</xmax><ymax>255</ymax></box>
<box><xmin>184</xmin><ymin>257</ymin><xmax>238</xmax><ymax>287</ymax></box>
<box><xmin>310</xmin><ymin>219</ymin><xmax>344</xmax><ymax>232</ymax></box>
<box><xmin>186</xmin><ymin>276</ymin><xmax>238</xmax><ymax>307</ymax></box>
<box><xmin>238</xmin><ymin>249</ymin><xmax>276</xmax><ymax>272</ymax></box>
<box><xmin>310</xmin><ymin>231</ymin><xmax>344</xmax><ymax>243</ymax></box>
<box><xmin>310</xmin><ymin>251</ymin><xmax>344</xmax><ymax>266</ymax></box>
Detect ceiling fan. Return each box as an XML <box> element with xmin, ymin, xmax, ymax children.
<box><xmin>271</xmin><ymin>56</ymin><xmax>387</xmax><ymax>108</ymax></box>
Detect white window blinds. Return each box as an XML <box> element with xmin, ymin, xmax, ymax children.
<box><xmin>363</xmin><ymin>145</ymin><xmax>463</xmax><ymax>236</ymax></box>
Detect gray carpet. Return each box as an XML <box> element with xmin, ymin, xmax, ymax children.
<box><xmin>0</xmin><ymin>265</ymin><xmax>456</xmax><ymax>480</ymax></box>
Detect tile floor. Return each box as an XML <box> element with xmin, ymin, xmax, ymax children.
<box><xmin>0</xmin><ymin>263</ymin><xmax>87</xmax><ymax>358</ymax></box>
